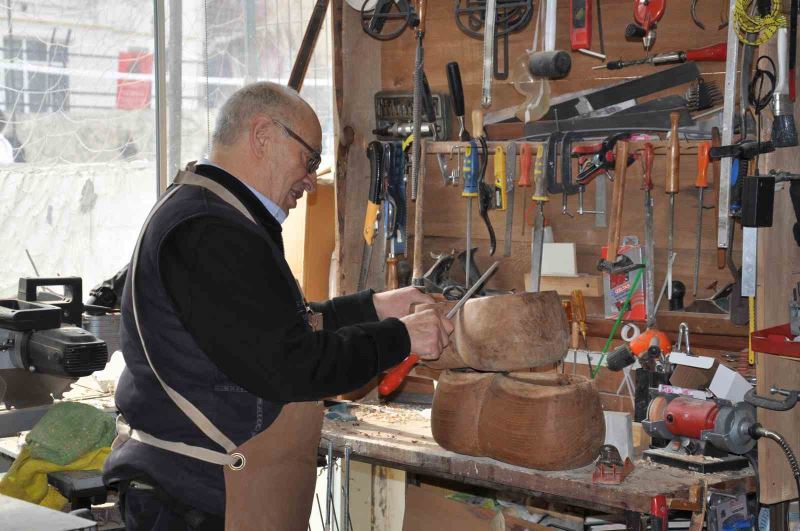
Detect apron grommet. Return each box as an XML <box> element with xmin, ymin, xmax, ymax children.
<box><xmin>229</xmin><ymin>453</ymin><xmax>246</xmax><ymax>470</ymax></box>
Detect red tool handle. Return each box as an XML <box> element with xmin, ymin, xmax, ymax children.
<box><xmin>685</xmin><ymin>42</ymin><xmax>727</xmax><ymax>62</ymax></box>
<box><xmin>379</xmin><ymin>354</ymin><xmax>420</xmax><ymax>396</ymax></box>
<box><xmin>519</xmin><ymin>144</ymin><xmax>533</xmax><ymax>187</ymax></box>
<box><xmin>696</xmin><ymin>141</ymin><xmax>710</xmax><ymax>188</ymax></box>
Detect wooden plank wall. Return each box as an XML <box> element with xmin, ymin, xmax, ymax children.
<box><xmin>336</xmin><ymin>2</ymin><xmax>748</xmax><ymax>339</ymax></box>
<box><xmin>382</xmin><ymin>1</ymin><xmax>737</xmax><ymax>309</ymax></box>
<box><xmin>334</xmin><ymin>0</ymin><xmax>799</xmax><ymax>504</ymax></box>
<box><xmin>755</xmin><ymin>35</ymin><xmax>800</xmax><ymax>505</ymax></box>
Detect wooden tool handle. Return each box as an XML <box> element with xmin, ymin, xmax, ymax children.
<box><xmin>717</xmin><ymin>248</ymin><xmax>727</xmax><ymax>270</ymax></box>
<box><xmin>666</xmin><ymin>112</ymin><xmax>680</xmax><ymax>194</ymax></box>
<box><xmin>608</xmin><ymin>141</ymin><xmax>629</xmax><ymax>260</ymax></box>
<box><xmin>519</xmin><ymin>144</ymin><xmax>533</xmax><ymax>187</ymax></box>
<box><xmin>696</xmin><ymin>141</ymin><xmax>710</xmax><ymax>188</ymax></box>
<box><xmin>416</xmin><ymin>0</ymin><xmax>427</xmax><ymax>35</ymax></box>
<box><xmin>472</xmin><ymin>109</ymin><xmax>485</xmax><ymax>138</ymax></box>
<box><xmin>386</xmin><ymin>256</ymin><xmax>399</xmax><ymax>290</ymax></box>
<box><xmin>411</xmin><ymin>139</ymin><xmax>427</xmax><ymax>284</ymax></box>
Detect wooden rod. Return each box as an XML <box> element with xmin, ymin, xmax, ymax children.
<box><xmin>412</xmin><ymin>140</ymin><xmax>428</xmax><ymax>286</ymax></box>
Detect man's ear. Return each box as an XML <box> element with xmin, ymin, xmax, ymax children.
<box><xmin>249</xmin><ymin>115</ymin><xmax>273</xmax><ymax>159</ymax></box>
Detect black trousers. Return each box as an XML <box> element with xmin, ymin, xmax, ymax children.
<box><xmin>118</xmin><ymin>479</ymin><xmax>224</xmax><ymax>531</ymax></box>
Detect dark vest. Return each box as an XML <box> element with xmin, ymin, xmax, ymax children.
<box><xmin>103</xmin><ymin>164</ymin><xmax>307</xmax><ymax>515</ymax></box>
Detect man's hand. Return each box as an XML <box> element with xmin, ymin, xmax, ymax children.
<box><xmin>373</xmin><ymin>286</ymin><xmax>436</xmax><ymax>321</ymax></box>
<box><xmin>399</xmin><ymin>309</ymin><xmax>454</xmax><ymax>361</ymax></box>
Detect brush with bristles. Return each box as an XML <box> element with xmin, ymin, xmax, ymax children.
<box><xmin>773</xmin><ymin>27</ymin><xmax>798</xmax><ymax>148</ymax></box>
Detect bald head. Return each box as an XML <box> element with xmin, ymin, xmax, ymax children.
<box><xmin>212</xmin><ymin>82</ymin><xmax>315</xmax><ymax>147</ymax></box>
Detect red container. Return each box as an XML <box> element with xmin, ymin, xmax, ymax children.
<box><xmin>751</xmin><ymin>324</ymin><xmax>800</xmax><ymax>359</ymax></box>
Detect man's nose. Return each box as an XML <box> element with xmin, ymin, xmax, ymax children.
<box><xmin>304</xmin><ymin>172</ymin><xmax>317</xmax><ymax>194</ymax></box>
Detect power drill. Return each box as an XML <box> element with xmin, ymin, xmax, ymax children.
<box><xmin>607</xmin><ymin>328</ymin><xmax>671</xmax><ymax>371</ymax></box>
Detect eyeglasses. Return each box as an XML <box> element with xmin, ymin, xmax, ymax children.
<box><xmin>274</xmin><ymin>120</ymin><xmax>322</xmax><ymax>175</ymax></box>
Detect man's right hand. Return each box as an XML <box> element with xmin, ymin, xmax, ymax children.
<box><xmin>399</xmin><ymin>309</ymin><xmax>454</xmax><ymax>361</ymax></box>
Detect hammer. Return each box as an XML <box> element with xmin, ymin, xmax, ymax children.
<box><xmin>597</xmin><ymin>140</ymin><xmax>642</xmax><ymax>274</ymax></box>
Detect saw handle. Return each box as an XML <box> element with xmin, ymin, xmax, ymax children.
<box><xmin>379</xmin><ymin>354</ymin><xmax>420</xmax><ymax>396</ymax></box>
<box><xmin>666</xmin><ymin>112</ymin><xmax>680</xmax><ymax>194</ymax></box>
<box><xmin>607</xmin><ymin>140</ymin><xmax>629</xmax><ymax>261</ymax></box>
<box><xmin>685</xmin><ymin>42</ymin><xmax>727</xmax><ymax>62</ymax></box>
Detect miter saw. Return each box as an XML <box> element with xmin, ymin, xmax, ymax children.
<box><xmin>0</xmin><ymin>277</ymin><xmax>109</xmax><ymax>415</ymax></box>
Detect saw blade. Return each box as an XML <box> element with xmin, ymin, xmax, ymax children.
<box><xmin>0</xmin><ymin>370</ymin><xmax>75</xmax><ymax>409</ymax></box>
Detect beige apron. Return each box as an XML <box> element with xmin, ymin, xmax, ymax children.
<box><xmin>115</xmin><ymin>165</ymin><xmax>324</xmax><ymax>530</ymax></box>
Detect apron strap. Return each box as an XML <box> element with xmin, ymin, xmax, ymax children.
<box><xmin>126</xmin><ymin>164</ymin><xmax>262</xmax><ymax>467</ymax></box>
<box><xmin>174</xmin><ymin>164</ymin><xmax>257</xmax><ymax>224</ymax></box>
<box><xmin>115</xmin><ymin>416</ymin><xmax>241</xmax><ymax>468</ymax></box>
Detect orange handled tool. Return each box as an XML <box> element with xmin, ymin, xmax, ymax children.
<box><xmin>378</xmin><ymin>353</ymin><xmax>420</xmax><ymax>396</ymax></box>
<box><xmin>692</xmin><ymin>141</ymin><xmax>711</xmax><ymax>297</ymax></box>
<box><xmin>519</xmin><ymin>144</ymin><xmax>533</xmax><ymax>187</ymax></box>
<box><xmin>378</xmin><ymin>261</ymin><xmax>500</xmax><ymax>397</ymax></box>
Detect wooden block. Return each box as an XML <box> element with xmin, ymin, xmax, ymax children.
<box><xmin>541</xmin><ymin>243</ymin><xmax>577</xmax><ymax>276</ymax></box>
<box><xmin>523</xmin><ymin>273</ymin><xmax>602</xmax><ymax>296</ymax></box>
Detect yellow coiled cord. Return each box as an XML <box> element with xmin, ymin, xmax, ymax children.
<box><xmin>733</xmin><ymin>0</ymin><xmax>786</xmax><ymax>45</ymax></box>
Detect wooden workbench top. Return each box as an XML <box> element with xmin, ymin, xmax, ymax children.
<box><xmin>321</xmin><ymin>405</ymin><xmax>755</xmax><ymax>515</ymax></box>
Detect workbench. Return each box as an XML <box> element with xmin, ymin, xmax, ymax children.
<box><xmin>321</xmin><ymin>404</ymin><xmax>756</xmax><ymax>528</ymax></box>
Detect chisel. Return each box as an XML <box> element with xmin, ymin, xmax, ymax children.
<box><xmin>378</xmin><ymin>261</ymin><xmax>500</xmax><ymax>396</ymax></box>
<box><xmin>529</xmin><ymin>144</ymin><xmax>547</xmax><ymax>293</ymax></box>
<box><xmin>358</xmin><ymin>141</ymin><xmax>385</xmax><ymax>291</ymax></box>
<box><xmin>503</xmin><ymin>142</ymin><xmax>517</xmax><ymax>257</ymax></box>
<box><xmin>666</xmin><ymin>112</ymin><xmax>681</xmax><ymax>300</ymax></box>
<box><xmin>693</xmin><ymin>141</ymin><xmax>710</xmax><ymax>297</ymax></box>
<box><xmin>641</xmin><ymin>142</ymin><xmax>656</xmax><ymax>326</ymax></box>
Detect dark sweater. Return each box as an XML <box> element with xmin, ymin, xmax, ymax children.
<box><xmin>156</xmin><ymin>166</ymin><xmax>411</xmax><ymax>402</ymax></box>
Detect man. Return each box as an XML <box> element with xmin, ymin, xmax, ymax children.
<box><xmin>103</xmin><ymin>82</ymin><xmax>453</xmax><ymax>530</ymax></box>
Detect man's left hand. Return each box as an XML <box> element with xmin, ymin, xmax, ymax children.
<box><xmin>373</xmin><ymin>287</ymin><xmax>436</xmax><ymax>321</ymax></box>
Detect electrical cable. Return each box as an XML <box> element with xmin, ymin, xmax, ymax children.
<box><xmin>749</xmin><ymin>55</ymin><xmax>777</xmax><ymax>114</ymax></box>
<box><xmin>753</xmin><ymin>426</ymin><xmax>800</xmax><ymax>507</ymax></box>
<box><xmin>733</xmin><ymin>0</ymin><xmax>786</xmax><ymax>45</ymax></box>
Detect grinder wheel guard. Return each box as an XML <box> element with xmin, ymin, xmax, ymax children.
<box><xmin>432</xmin><ymin>371</ymin><xmax>606</xmax><ymax>471</ymax></box>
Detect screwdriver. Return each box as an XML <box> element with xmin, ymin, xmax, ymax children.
<box><xmin>666</xmin><ymin>112</ymin><xmax>681</xmax><ymax>300</ymax></box>
<box><xmin>463</xmin><ymin>139</ymin><xmax>480</xmax><ymax>289</ymax></box>
<box><xmin>571</xmin><ymin>289</ymin><xmax>588</xmax><ymax>348</ymax></box>
<box><xmin>378</xmin><ymin>261</ymin><xmax>500</xmax><ymax>397</ymax></box>
<box><xmin>693</xmin><ymin>141</ymin><xmax>711</xmax><ymax>298</ymax></box>
<box><xmin>592</xmin><ymin>42</ymin><xmax>727</xmax><ymax>70</ymax></box>
<box><xmin>529</xmin><ymin>144</ymin><xmax>548</xmax><ymax>293</ymax></box>
<box><xmin>494</xmin><ymin>146</ymin><xmax>507</xmax><ymax>210</ymax></box>
<box><xmin>519</xmin><ymin>144</ymin><xmax>533</xmax><ymax>235</ymax></box>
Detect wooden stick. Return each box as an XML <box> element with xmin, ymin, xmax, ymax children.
<box><xmin>607</xmin><ymin>140</ymin><xmax>630</xmax><ymax>260</ymax></box>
